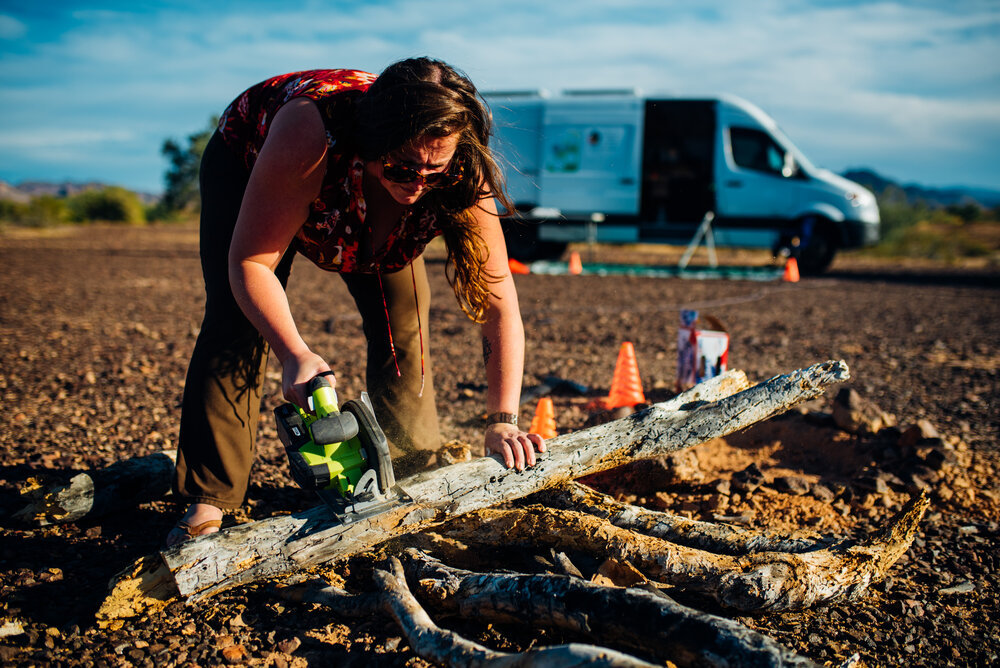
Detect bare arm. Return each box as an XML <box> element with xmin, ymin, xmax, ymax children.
<box><xmin>474</xmin><ymin>195</ymin><xmax>546</xmax><ymax>470</ymax></box>
<box><xmin>227</xmin><ymin>98</ymin><xmax>331</xmax><ymax>407</ymax></box>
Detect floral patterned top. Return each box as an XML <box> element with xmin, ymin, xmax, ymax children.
<box><xmin>217</xmin><ymin>69</ymin><xmax>444</xmax><ymax>274</ymax></box>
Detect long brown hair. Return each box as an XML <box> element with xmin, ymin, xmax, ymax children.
<box><xmin>356</xmin><ymin>57</ymin><xmax>511</xmax><ymax>323</ymax></box>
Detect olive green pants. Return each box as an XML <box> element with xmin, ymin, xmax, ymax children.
<box><xmin>173</xmin><ymin>132</ymin><xmax>441</xmax><ymax>509</ymax></box>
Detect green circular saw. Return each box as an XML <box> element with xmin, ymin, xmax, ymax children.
<box><xmin>274</xmin><ymin>373</ymin><xmax>407</xmax><ymax>523</ymax></box>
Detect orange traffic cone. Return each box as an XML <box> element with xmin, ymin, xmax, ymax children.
<box><xmin>529</xmin><ymin>397</ymin><xmax>557</xmax><ymax>439</ymax></box>
<box><xmin>782</xmin><ymin>257</ymin><xmax>800</xmax><ymax>282</ymax></box>
<box><xmin>568</xmin><ymin>251</ymin><xmax>583</xmax><ymax>275</ymax></box>
<box><xmin>508</xmin><ymin>258</ymin><xmax>531</xmax><ymax>275</ymax></box>
<box><xmin>606</xmin><ymin>342</ymin><xmax>646</xmax><ymax>409</ymax></box>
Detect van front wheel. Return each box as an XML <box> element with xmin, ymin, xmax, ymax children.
<box><xmin>797</xmin><ymin>219</ymin><xmax>839</xmax><ymax>274</ymax></box>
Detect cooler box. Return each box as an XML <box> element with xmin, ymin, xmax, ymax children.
<box><xmin>677</xmin><ymin>310</ymin><xmax>729</xmax><ymax>391</ymax></box>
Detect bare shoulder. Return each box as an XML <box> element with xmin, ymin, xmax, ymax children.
<box><xmin>261</xmin><ymin>98</ymin><xmax>327</xmax><ymax>168</ymax></box>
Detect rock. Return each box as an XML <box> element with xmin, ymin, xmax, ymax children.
<box><xmin>899</xmin><ymin>419</ymin><xmax>940</xmax><ymax>448</ymax></box>
<box><xmin>854</xmin><ymin>475</ymin><xmax>890</xmax><ymax>495</ymax></box>
<box><xmin>0</xmin><ymin>621</ymin><xmax>23</xmax><ymax>638</ymax></box>
<box><xmin>277</xmin><ymin>636</ymin><xmax>301</xmax><ymax>654</ymax></box>
<box><xmin>916</xmin><ymin>443</ymin><xmax>956</xmax><ymax>470</ymax></box>
<box><xmin>658</xmin><ymin>449</ymin><xmax>704</xmax><ymax>485</ymax></box>
<box><xmin>937</xmin><ymin>581</ymin><xmax>976</xmax><ymax>596</ymax></box>
<box><xmin>772</xmin><ymin>475</ymin><xmax>812</xmax><ymax>495</ymax></box>
<box><xmin>900</xmin><ymin>472</ymin><xmax>932</xmax><ymax>494</ymax></box>
<box><xmin>731</xmin><ymin>463</ymin><xmax>764</xmax><ymax>493</ymax></box>
<box><xmin>810</xmin><ymin>483</ymin><xmax>837</xmax><ymax>503</ymax></box>
<box><xmin>222</xmin><ymin>643</ymin><xmax>248</xmax><ymax>664</ymax></box>
<box><xmin>832</xmin><ymin>387</ymin><xmax>896</xmax><ymax>435</ymax></box>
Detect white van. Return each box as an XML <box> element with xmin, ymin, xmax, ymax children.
<box><xmin>485</xmin><ymin>90</ymin><xmax>880</xmax><ymax>273</ymax></box>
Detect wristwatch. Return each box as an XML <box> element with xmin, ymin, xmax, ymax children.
<box><xmin>486</xmin><ymin>412</ymin><xmax>518</xmax><ymax>426</ymax></box>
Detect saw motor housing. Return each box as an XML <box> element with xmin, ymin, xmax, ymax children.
<box><xmin>274</xmin><ymin>375</ymin><xmax>395</xmax><ymax>504</ymax></box>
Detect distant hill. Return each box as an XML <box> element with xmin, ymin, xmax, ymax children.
<box><xmin>842</xmin><ymin>169</ymin><xmax>1000</xmax><ymax>209</ymax></box>
<box><xmin>0</xmin><ymin>180</ymin><xmax>160</xmax><ymax>206</ymax></box>
<box><xmin>3</xmin><ymin>173</ymin><xmax>997</xmax><ymax>211</ymax></box>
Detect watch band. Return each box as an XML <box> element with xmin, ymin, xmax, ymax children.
<box><xmin>486</xmin><ymin>412</ymin><xmax>518</xmax><ymax>426</ymax></box>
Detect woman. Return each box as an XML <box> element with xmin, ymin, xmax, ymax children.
<box><xmin>168</xmin><ymin>58</ymin><xmax>544</xmax><ymax>546</ymax></box>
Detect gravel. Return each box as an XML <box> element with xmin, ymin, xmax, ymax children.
<box><xmin>1</xmin><ymin>224</ymin><xmax>997</xmax><ymax>666</ymax></box>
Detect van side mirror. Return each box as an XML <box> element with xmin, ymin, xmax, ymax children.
<box><xmin>781</xmin><ymin>152</ymin><xmax>799</xmax><ymax>178</ymax></box>
<box><xmin>781</xmin><ymin>151</ymin><xmax>799</xmax><ymax>179</ymax></box>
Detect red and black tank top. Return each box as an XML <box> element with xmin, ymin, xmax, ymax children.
<box><xmin>217</xmin><ymin>69</ymin><xmax>444</xmax><ymax>274</ymax></box>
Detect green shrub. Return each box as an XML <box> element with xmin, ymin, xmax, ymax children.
<box><xmin>68</xmin><ymin>187</ymin><xmax>146</xmax><ymax>224</ymax></box>
<box><xmin>0</xmin><ymin>196</ymin><xmax>71</xmax><ymax>227</ymax></box>
<box><xmin>871</xmin><ymin>220</ymin><xmax>992</xmax><ymax>261</ymax></box>
<box><xmin>877</xmin><ymin>200</ymin><xmax>930</xmax><ymax>237</ymax></box>
<box><xmin>24</xmin><ymin>195</ymin><xmax>71</xmax><ymax>226</ymax></box>
<box><xmin>0</xmin><ymin>199</ymin><xmax>28</xmax><ymax>223</ymax></box>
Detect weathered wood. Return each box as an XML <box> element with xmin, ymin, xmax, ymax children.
<box><xmin>533</xmin><ymin>482</ymin><xmax>828</xmax><ymax>555</ymax></box>
<box><xmin>397</xmin><ymin>549</ymin><xmax>819</xmax><ymax>668</ymax></box>
<box><xmin>13</xmin><ymin>451</ymin><xmax>176</xmax><ymax>526</ymax></box>
<box><xmin>375</xmin><ymin>556</ymin><xmax>659</xmax><ymax>668</ymax></box>
<box><xmin>440</xmin><ymin>492</ymin><xmax>929</xmax><ymax>612</ymax></box>
<box><xmin>101</xmin><ymin>361</ymin><xmax>846</xmax><ymax>617</ymax></box>
<box><xmin>275</xmin><ymin>550</ymin><xmax>818</xmax><ymax>667</ymax></box>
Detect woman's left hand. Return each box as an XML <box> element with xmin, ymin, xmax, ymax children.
<box><xmin>485</xmin><ymin>423</ymin><xmax>546</xmax><ymax>471</ymax></box>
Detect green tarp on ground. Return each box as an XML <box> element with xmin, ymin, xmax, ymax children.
<box><xmin>526</xmin><ymin>260</ymin><xmax>785</xmax><ymax>281</ymax></box>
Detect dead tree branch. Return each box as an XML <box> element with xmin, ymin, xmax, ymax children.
<box><xmin>396</xmin><ymin>548</ymin><xmax>819</xmax><ymax>667</ymax></box>
<box><xmin>440</xmin><ymin>492</ymin><xmax>928</xmax><ymax>612</ymax></box>
<box><xmin>375</xmin><ymin>556</ymin><xmax>660</xmax><ymax>667</ymax></box>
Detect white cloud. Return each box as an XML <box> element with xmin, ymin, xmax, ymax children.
<box><xmin>0</xmin><ymin>128</ymin><xmax>136</xmax><ymax>149</ymax></box>
<box><xmin>0</xmin><ymin>13</ymin><xmax>26</xmax><ymax>39</ymax></box>
<box><xmin>0</xmin><ymin>0</ymin><xmax>998</xmax><ymax>190</ymax></box>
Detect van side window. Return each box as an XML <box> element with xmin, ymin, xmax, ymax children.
<box><xmin>729</xmin><ymin>127</ymin><xmax>786</xmax><ymax>176</ymax></box>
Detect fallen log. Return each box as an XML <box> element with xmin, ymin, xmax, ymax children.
<box><xmin>439</xmin><ymin>492</ymin><xmax>929</xmax><ymax>612</ymax></box>
<box><xmin>375</xmin><ymin>556</ymin><xmax>660</xmax><ymax>667</ymax></box>
<box><xmin>99</xmin><ymin>361</ymin><xmax>847</xmax><ymax>620</ymax></box>
<box><xmin>274</xmin><ymin>549</ymin><xmax>820</xmax><ymax>666</ymax></box>
<box><xmin>396</xmin><ymin>548</ymin><xmax>818</xmax><ymax>667</ymax></box>
<box><xmin>13</xmin><ymin>451</ymin><xmax>176</xmax><ymax>526</ymax></box>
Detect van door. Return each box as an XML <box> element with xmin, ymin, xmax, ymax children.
<box><xmin>640</xmin><ymin>100</ymin><xmax>716</xmax><ymax>225</ymax></box>
<box><xmin>539</xmin><ymin>98</ymin><xmax>643</xmax><ymax>216</ymax></box>
<box><xmin>717</xmin><ymin>125</ymin><xmax>797</xmax><ymax>220</ymax></box>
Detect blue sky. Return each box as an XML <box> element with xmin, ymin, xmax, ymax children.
<box><xmin>1</xmin><ymin>0</ymin><xmax>998</xmax><ymax>194</ymax></box>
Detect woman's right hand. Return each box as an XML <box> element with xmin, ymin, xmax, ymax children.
<box><xmin>282</xmin><ymin>350</ymin><xmax>333</xmax><ymax>409</ymax></box>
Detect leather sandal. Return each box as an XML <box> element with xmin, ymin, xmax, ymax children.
<box><xmin>165</xmin><ymin>518</ymin><xmax>222</xmax><ymax>547</ymax></box>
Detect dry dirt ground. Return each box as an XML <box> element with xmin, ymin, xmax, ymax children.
<box><xmin>1</xmin><ymin>224</ymin><xmax>998</xmax><ymax>667</ymax></box>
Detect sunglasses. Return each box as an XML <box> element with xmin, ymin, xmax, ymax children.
<box><xmin>381</xmin><ymin>157</ymin><xmax>464</xmax><ymax>188</ymax></box>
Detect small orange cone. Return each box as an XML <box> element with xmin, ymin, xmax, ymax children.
<box><xmin>568</xmin><ymin>251</ymin><xmax>583</xmax><ymax>275</ymax></box>
<box><xmin>529</xmin><ymin>397</ymin><xmax>557</xmax><ymax>439</ymax></box>
<box><xmin>606</xmin><ymin>342</ymin><xmax>646</xmax><ymax>409</ymax></box>
<box><xmin>508</xmin><ymin>258</ymin><xmax>531</xmax><ymax>275</ymax></box>
<box><xmin>782</xmin><ymin>257</ymin><xmax>800</xmax><ymax>282</ymax></box>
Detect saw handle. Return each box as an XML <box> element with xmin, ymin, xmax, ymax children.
<box><xmin>307</xmin><ymin>373</ymin><xmax>339</xmax><ymax>417</ymax></box>
<box><xmin>303</xmin><ymin>373</ymin><xmax>360</xmax><ymax>445</ymax></box>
